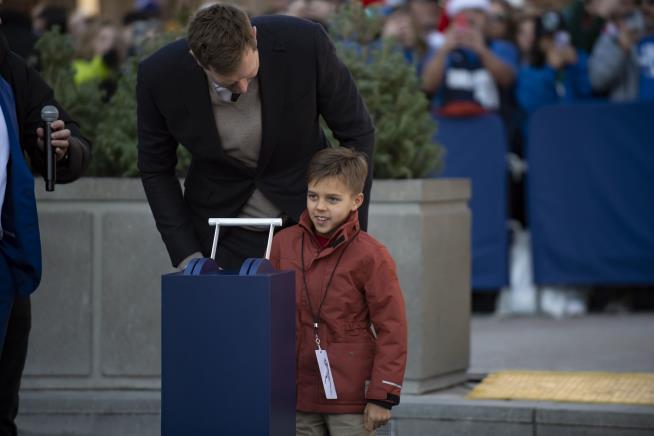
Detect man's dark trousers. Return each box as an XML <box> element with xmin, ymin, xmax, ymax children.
<box><xmin>0</xmin><ymin>297</ymin><xmax>30</xmax><ymax>436</ymax></box>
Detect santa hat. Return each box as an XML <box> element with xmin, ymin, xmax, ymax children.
<box><xmin>446</xmin><ymin>0</ymin><xmax>490</xmax><ymax>17</ymax></box>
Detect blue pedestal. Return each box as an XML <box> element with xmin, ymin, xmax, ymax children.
<box><xmin>161</xmin><ymin>259</ymin><xmax>296</xmax><ymax>435</ymax></box>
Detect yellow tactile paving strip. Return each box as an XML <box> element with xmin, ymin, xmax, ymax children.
<box><xmin>467</xmin><ymin>370</ymin><xmax>654</xmax><ymax>405</ymax></box>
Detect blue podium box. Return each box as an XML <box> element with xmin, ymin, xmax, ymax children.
<box><xmin>161</xmin><ymin>259</ymin><xmax>296</xmax><ymax>436</ymax></box>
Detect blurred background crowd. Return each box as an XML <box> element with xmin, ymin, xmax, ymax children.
<box><xmin>1</xmin><ymin>0</ymin><xmax>653</xmax><ymax>315</ymax></box>
<box><xmin>2</xmin><ymin>0</ymin><xmax>652</xmax><ymax>129</ymax></box>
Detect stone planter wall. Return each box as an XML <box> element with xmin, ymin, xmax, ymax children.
<box><xmin>367</xmin><ymin>179</ymin><xmax>471</xmax><ymax>394</ymax></box>
<box><xmin>24</xmin><ymin>179</ymin><xmax>171</xmax><ymax>392</ymax></box>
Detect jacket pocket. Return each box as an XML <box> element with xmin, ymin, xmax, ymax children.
<box><xmin>318</xmin><ymin>341</ymin><xmax>375</xmax><ymax>404</ymax></box>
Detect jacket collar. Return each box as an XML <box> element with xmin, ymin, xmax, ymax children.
<box><xmin>299</xmin><ymin>209</ymin><xmax>361</xmax><ymax>251</ymax></box>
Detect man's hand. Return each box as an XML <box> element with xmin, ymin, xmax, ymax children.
<box><xmin>440</xmin><ymin>26</ymin><xmax>460</xmax><ymax>54</ymax></box>
<box><xmin>546</xmin><ymin>44</ymin><xmax>578</xmax><ymax>70</ymax></box>
<box><xmin>456</xmin><ymin>27</ymin><xmax>487</xmax><ymax>54</ymax></box>
<box><xmin>363</xmin><ymin>403</ymin><xmax>391</xmax><ymax>432</ymax></box>
<box><xmin>37</xmin><ymin>119</ymin><xmax>71</xmax><ymax>161</ymax></box>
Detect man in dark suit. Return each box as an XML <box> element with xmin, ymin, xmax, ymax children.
<box><xmin>0</xmin><ymin>18</ymin><xmax>91</xmax><ymax>436</ymax></box>
<box><xmin>137</xmin><ymin>3</ymin><xmax>374</xmax><ymax>270</ymax></box>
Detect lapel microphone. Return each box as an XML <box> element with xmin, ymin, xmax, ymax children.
<box><xmin>41</xmin><ymin>105</ymin><xmax>59</xmax><ymax>192</ymax></box>
<box><xmin>230</xmin><ymin>93</ymin><xmax>241</xmax><ymax>103</ymax></box>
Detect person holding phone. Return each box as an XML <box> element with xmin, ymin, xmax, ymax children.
<box><xmin>588</xmin><ymin>0</ymin><xmax>654</xmax><ymax>100</ymax></box>
<box><xmin>515</xmin><ymin>9</ymin><xmax>591</xmax><ymax>116</ymax></box>
<box><xmin>0</xmin><ymin>0</ymin><xmax>92</xmax><ymax>431</ymax></box>
<box><xmin>421</xmin><ymin>0</ymin><xmax>518</xmax><ymax>116</ymax></box>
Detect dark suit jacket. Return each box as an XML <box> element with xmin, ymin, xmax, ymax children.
<box><xmin>137</xmin><ymin>15</ymin><xmax>375</xmax><ymax>267</ymax></box>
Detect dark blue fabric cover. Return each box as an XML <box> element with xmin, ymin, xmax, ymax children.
<box><xmin>527</xmin><ymin>102</ymin><xmax>654</xmax><ymax>285</ymax></box>
<box><xmin>0</xmin><ymin>76</ymin><xmax>41</xmax><ymax>351</ymax></box>
<box><xmin>434</xmin><ymin>114</ymin><xmax>509</xmax><ymax>290</ymax></box>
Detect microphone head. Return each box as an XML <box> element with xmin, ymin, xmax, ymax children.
<box><xmin>41</xmin><ymin>105</ymin><xmax>59</xmax><ymax>123</ymax></box>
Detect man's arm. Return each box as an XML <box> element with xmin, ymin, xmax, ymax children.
<box><xmin>137</xmin><ymin>62</ymin><xmax>203</xmax><ymax>267</ymax></box>
<box><xmin>19</xmin><ymin>58</ymin><xmax>91</xmax><ymax>182</ymax></box>
<box><xmin>314</xmin><ymin>24</ymin><xmax>375</xmax><ymax>230</ymax></box>
<box><xmin>422</xmin><ymin>28</ymin><xmax>458</xmax><ymax>94</ymax></box>
<box><xmin>421</xmin><ymin>47</ymin><xmax>450</xmax><ymax>94</ymax></box>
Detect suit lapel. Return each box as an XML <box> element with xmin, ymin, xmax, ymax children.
<box><xmin>256</xmin><ymin>26</ymin><xmax>286</xmax><ymax>174</ymax></box>
<box><xmin>182</xmin><ymin>50</ymin><xmax>223</xmax><ymax>158</ymax></box>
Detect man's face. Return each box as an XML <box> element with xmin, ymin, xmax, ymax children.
<box><xmin>461</xmin><ymin>9</ymin><xmax>488</xmax><ymax>31</ymax></box>
<box><xmin>487</xmin><ymin>2</ymin><xmax>509</xmax><ymax>39</ymax></box>
<box><xmin>204</xmin><ymin>47</ymin><xmax>260</xmax><ymax>95</ymax></box>
<box><xmin>307</xmin><ymin>177</ymin><xmax>363</xmax><ymax>237</ymax></box>
<box><xmin>409</xmin><ymin>0</ymin><xmax>439</xmax><ymax>36</ymax></box>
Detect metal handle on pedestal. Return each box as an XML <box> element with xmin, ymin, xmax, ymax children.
<box><xmin>208</xmin><ymin>218</ymin><xmax>283</xmax><ymax>261</ymax></box>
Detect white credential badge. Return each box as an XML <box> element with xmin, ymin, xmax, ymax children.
<box><xmin>315</xmin><ymin>349</ymin><xmax>338</xmax><ymax>399</ymax></box>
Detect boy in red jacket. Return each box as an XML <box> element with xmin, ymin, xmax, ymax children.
<box><xmin>270</xmin><ymin>147</ymin><xmax>408</xmax><ymax>435</ymax></box>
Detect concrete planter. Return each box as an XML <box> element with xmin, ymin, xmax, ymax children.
<box><xmin>368</xmin><ymin>179</ymin><xmax>471</xmax><ymax>394</ymax></box>
<box><xmin>19</xmin><ymin>177</ymin><xmax>470</xmax><ymax>434</ymax></box>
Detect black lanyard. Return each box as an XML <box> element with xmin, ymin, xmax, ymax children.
<box><xmin>300</xmin><ymin>231</ymin><xmax>357</xmax><ymax>348</ymax></box>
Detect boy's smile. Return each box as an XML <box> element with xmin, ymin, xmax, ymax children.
<box><xmin>307</xmin><ymin>176</ymin><xmax>363</xmax><ymax>237</ymax></box>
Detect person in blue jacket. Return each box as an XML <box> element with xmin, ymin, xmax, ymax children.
<box><xmin>0</xmin><ymin>7</ymin><xmax>91</xmax><ymax>433</ymax></box>
<box><xmin>515</xmin><ymin>10</ymin><xmax>592</xmax><ymax>118</ymax></box>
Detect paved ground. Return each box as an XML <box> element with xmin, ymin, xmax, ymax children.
<box><xmin>470</xmin><ymin>313</ymin><xmax>654</xmax><ymax>376</ymax></box>
<box><xmin>383</xmin><ymin>314</ymin><xmax>654</xmax><ymax>436</ymax></box>
<box><xmin>18</xmin><ymin>314</ymin><xmax>654</xmax><ymax>435</ymax></box>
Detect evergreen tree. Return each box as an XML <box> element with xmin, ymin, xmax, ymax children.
<box><xmin>329</xmin><ymin>2</ymin><xmax>442</xmax><ymax>178</ymax></box>
<box><xmin>36</xmin><ymin>28</ymin><xmax>190</xmax><ymax>176</ymax></box>
<box><xmin>92</xmin><ymin>32</ymin><xmax>191</xmax><ymax>176</ymax></box>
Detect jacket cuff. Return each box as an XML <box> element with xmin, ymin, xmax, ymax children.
<box><xmin>366</xmin><ymin>387</ymin><xmax>401</xmax><ymax>407</ymax></box>
<box><xmin>367</xmin><ymin>399</ymin><xmax>393</xmax><ymax>410</ymax></box>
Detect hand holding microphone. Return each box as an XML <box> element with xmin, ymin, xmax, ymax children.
<box><xmin>37</xmin><ymin>105</ymin><xmax>72</xmax><ymax>191</ymax></box>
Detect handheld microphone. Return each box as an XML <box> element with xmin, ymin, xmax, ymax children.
<box><xmin>41</xmin><ymin>105</ymin><xmax>59</xmax><ymax>192</ymax></box>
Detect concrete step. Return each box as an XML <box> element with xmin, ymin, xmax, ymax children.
<box><xmin>392</xmin><ymin>385</ymin><xmax>654</xmax><ymax>436</ymax></box>
<box><xmin>17</xmin><ymin>388</ymin><xmax>654</xmax><ymax>436</ymax></box>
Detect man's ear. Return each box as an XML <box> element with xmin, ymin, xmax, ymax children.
<box><xmin>252</xmin><ymin>25</ymin><xmax>257</xmax><ymax>39</ymax></box>
<box><xmin>352</xmin><ymin>193</ymin><xmax>364</xmax><ymax>211</ymax></box>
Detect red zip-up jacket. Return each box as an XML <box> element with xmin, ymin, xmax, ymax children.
<box><xmin>270</xmin><ymin>210</ymin><xmax>407</xmax><ymax>414</ymax></box>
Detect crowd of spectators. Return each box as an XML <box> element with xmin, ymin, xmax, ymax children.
<box><xmin>2</xmin><ymin>0</ymin><xmax>652</xmax><ymax>123</ymax></box>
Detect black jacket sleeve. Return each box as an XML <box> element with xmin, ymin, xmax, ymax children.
<box><xmin>11</xmin><ymin>53</ymin><xmax>91</xmax><ymax>183</ymax></box>
<box><xmin>314</xmin><ymin>25</ymin><xmax>375</xmax><ymax>230</ymax></box>
<box><xmin>136</xmin><ymin>60</ymin><xmax>203</xmax><ymax>267</ymax></box>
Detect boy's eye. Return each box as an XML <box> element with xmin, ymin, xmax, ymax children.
<box><xmin>308</xmin><ymin>193</ymin><xmax>317</xmax><ymax>200</ymax></box>
<box><xmin>327</xmin><ymin>197</ymin><xmax>340</xmax><ymax>203</ymax></box>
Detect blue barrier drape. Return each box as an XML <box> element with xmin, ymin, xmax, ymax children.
<box><xmin>527</xmin><ymin>102</ymin><xmax>654</xmax><ymax>285</ymax></box>
<box><xmin>435</xmin><ymin>114</ymin><xmax>509</xmax><ymax>290</ymax></box>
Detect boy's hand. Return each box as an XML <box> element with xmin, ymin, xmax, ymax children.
<box><xmin>363</xmin><ymin>403</ymin><xmax>391</xmax><ymax>431</ymax></box>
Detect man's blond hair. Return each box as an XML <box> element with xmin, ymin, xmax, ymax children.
<box><xmin>187</xmin><ymin>3</ymin><xmax>256</xmax><ymax>74</ymax></box>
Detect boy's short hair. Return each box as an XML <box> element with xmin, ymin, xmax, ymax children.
<box><xmin>307</xmin><ymin>147</ymin><xmax>368</xmax><ymax>194</ymax></box>
<box><xmin>187</xmin><ymin>3</ymin><xmax>256</xmax><ymax>74</ymax></box>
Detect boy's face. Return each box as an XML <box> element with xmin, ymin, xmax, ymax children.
<box><xmin>307</xmin><ymin>176</ymin><xmax>363</xmax><ymax>237</ymax></box>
